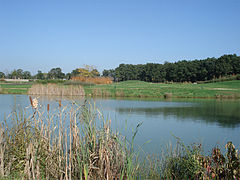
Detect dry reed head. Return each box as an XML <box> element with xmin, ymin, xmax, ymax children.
<box><xmin>59</xmin><ymin>100</ymin><xmax>61</xmax><ymax>108</ymax></box>
<box><xmin>32</xmin><ymin>98</ymin><xmax>38</xmax><ymax>109</ymax></box>
<box><xmin>29</xmin><ymin>96</ymin><xmax>33</xmax><ymax>106</ymax></box>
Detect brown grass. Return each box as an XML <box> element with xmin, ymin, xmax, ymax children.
<box><xmin>28</xmin><ymin>84</ymin><xmax>85</xmax><ymax>96</ymax></box>
<box><xmin>71</xmin><ymin>77</ymin><xmax>112</xmax><ymax>84</ymax></box>
<box><xmin>115</xmin><ymin>90</ymin><xmax>125</xmax><ymax>97</ymax></box>
<box><xmin>92</xmin><ymin>88</ymin><xmax>111</xmax><ymax>97</ymax></box>
<box><xmin>0</xmin><ymin>98</ymin><xmax>138</xmax><ymax>179</ymax></box>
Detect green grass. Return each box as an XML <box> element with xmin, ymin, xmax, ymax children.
<box><xmin>84</xmin><ymin>80</ymin><xmax>240</xmax><ymax>99</ymax></box>
<box><xmin>0</xmin><ymin>82</ymin><xmax>32</xmax><ymax>94</ymax></box>
<box><xmin>1</xmin><ymin>80</ymin><xmax>239</xmax><ymax>99</ymax></box>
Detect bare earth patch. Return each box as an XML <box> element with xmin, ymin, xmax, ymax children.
<box><xmin>211</xmin><ymin>88</ymin><xmax>236</xmax><ymax>91</ymax></box>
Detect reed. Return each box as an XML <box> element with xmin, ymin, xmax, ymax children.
<box><xmin>0</xmin><ymin>98</ymin><xmax>239</xmax><ymax>179</ymax></box>
<box><xmin>28</xmin><ymin>84</ymin><xmax>85</xmax><ymax>96</ymax></box>
<box><xmin>0</xmin><ymin>97</ymin><xmax>138</xmax><ymax>179</ymax></box>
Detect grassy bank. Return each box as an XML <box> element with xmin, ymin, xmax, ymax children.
<box><xmin>85</xmin><ymin>80</ymin><xmax>240</xmax><ymax>99</ymax></box>
<box><xmin>0</xmin><ymin>82</ymin><xmax>32</xmax><ymax>94</ymax></box>
<box><xmin>0</xmin><ymin>80</ymin><xmax>240</xmax><ymax>99</ymax></box>
<box><xmin>0</xmin><ymin>99</ymin><xmax>239</xmax><ymax>179</ymax></box>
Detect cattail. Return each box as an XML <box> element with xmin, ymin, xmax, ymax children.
<box><xmin>59</xmin><ymin>100</ymin><xmax>61</xmax><ymax>108</ymax></box>
<box><xmin>32</xmin><ymin>98</ymin><xmax>38</xmax><ymax>109</ymax></box>
<box><xmin>29</xmin><ymin>96</ymin><xmax>33</xmax><ymax>107</ymax></box>
<box><xmin>47</xmin><ymin>104</ymin><xmax>50</xmax><ymax>112</ymax></box>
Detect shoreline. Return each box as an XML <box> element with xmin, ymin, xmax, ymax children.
<box><xmin>0</xmin><ymin>80</ymin><xmax>239</xmax><ymax>99</ymax></box>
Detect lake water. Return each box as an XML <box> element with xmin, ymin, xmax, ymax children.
<box><xmin>0</xmin><ymin>94</ymin><xmax>239</xmax><ymax>154</ymax></box>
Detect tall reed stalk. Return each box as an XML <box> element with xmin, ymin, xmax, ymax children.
<box><xmin>0</xmin><ymin>97</ymin><xmax>138</xmax><ymax>179</ymax></box>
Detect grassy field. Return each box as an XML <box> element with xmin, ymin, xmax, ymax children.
<box><xmin>0</xmin><ymin>82</ymin><xmax>32</xmax><ymax>94</ymax></box>
<box><xmin>0</xmin><ymin>80</ymin><xmax>240</xmax><ymax>99</ymax></box>
<box><xmin>85</xmin><ymin>80</ymin><xmax>240</xmax><ymax>99</ymax></box>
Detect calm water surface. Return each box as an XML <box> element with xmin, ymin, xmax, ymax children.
<box><xmin>0</xmin><ymin>94</ymin><xmax>239</xmax><ymax>154</ymax></box>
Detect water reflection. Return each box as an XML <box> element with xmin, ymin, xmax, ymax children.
<box><xmin>1</xmin><ymin>95</ymin><xmax>239</xmax><ymax>154</ymax></box>
<box><xmin>116</xmin><ymin>101</ymin><xmax>240</xmax><ymax>128</ymax></box>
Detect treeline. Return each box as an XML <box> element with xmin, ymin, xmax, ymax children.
<box><xmin>103</xmin><ymin>54</ymin><xmax>240</xmax><ymax>82</ymax></box>
<box><xmin>0</xmin><ymin>66</ymin><xmax>100</xmax><ymax>80</ymax></box>
<box><xmin>1</xmin><ymin>54</ymin><xmax>240</xmax><ymax>82</ymax></box>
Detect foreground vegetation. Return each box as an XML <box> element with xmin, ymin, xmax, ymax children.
<box><xmin>0</xmin><ymin>99</ymin><xmax>239</xmax><ymax>179</ymax></box>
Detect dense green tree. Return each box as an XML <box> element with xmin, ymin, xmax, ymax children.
<box><xmin>112</xmin><ymin>54</ymin><xmax>240</xmax><ymax>83</ymax></box>
<box><xmin>35</xmin><ymin>70</ymin><xmax>44</xmax><ymax>79</ymax></box>
<box><xmin>9</xmin><ymin>69</ymin><xmax>24</xmax><ymax>79</ymax></box>
<box><xmin>91</xmin><ymin>69</ymin><xmax>100</xmax><ymax>77</ymax></box>
<box><xmin>22</xmin><ymin>71</ymin><xmax>31</xmax><ymax>79</ymax></box>
<box><xmin>0</xmin><ymin>72</ymin><xmax>5</xmax><ymax>79</ymax></box>
<box><xmin>71</xmin><ymin>66</ymin><xmax>101</xmax><ymax>78</ymax></box>
<box><xmin>102</xmin><ymin>69</ymin><xmax>116</xmax><ymax>81</ymax></box>
<box><xmin>65</xmin><ymin>73</ymin><xmax>72</xmax><ymax>80</ymax></box>
<box><xmin>47</xmin><ymin>68</ymin><xmax>65</xmax><ymax>79</ymax></box>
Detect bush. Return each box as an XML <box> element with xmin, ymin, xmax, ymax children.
<box><xmin>236</xmin><ymin>74</ymin><xmax>240</xmax><ymax>80</ymax></box>
<box><xmin>71</xmin><ymin>76</ymin><xmax>113</xmax><ymax>84</ymax></box>
<box><xmin>162</xmin><ymin>140</ymin><xmax>240</xmax><ymax>179</ymax></box>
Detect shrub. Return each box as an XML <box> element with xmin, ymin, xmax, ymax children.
<box><xmin>236</xmin><ymin>74</ymin><xmax>240</xmax><ymax>80</ymax></box>
<box><xmin>162</xmin><ymin>140</ymin><xmax>240</xmax><ymax>179</ymax></box>
<box><xmin>71</xmin><ymin>76</ymin><xmax>113</xmax><ymax>85</ymax></box>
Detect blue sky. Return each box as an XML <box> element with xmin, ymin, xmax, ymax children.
<box><xmin>0</xmin><ymin>0</ymin><xmax>240</xmax><ymax>74</ymax></box>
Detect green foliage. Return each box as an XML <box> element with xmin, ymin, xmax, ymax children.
<box><xmin>162</xmin><ymin>141</ymin><xmax>203</xmax><ymax>179</ymax></box>
<box><xmin>108</xmin><ymin>54</ymin><xmax>240</xmax><ymax>83</ymax></box>
<box><xmin>0</xmin><ymin>72</ymin><xmax>5</xmax><ymax>79</ymax></box>
<box><xmin>35</xmin><ymin>70</ymin><xmax>45</xmax><ymax>80</ymax></box>
<box><xmin>7</xmin><ymin>69</ymin><xmax>32</xmax><ymax>79</ymax></box>
<box><xmin>161</xmin><ymin>141</ymin><xmax>240</xmax><ymax>180</ymax></box>
<box><xmin>236</xmin><ymin>74</ymin><xmax>240</xmax><ymax>80</ymax></box>
<box><xmin>71</xmin><ymin>65</ymin><xmax>101</xmax><ymax>78</ymax></box>
<box><xmin>47</xmin><ymin>67</ymin><xmax>65</xmax><ymax>79</ymax></box>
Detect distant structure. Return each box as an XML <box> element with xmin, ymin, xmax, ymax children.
<box><xmin>4</xmin><ymin>79</ymin><xmax>29</xmax><ymax>82</ymax></box>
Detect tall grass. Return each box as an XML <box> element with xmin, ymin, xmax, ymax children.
<box><xmin>28</xmin><ymin>84</ymin><xmax>85</xmax><ymax>96</ymax></box>
<box><xmin>0</xmin><ymin>98</ymin><xmax>239</xmax><ymax>179</ymax></box>
<box><xmin>0</xmin><ymin>97</ymin><xmax>138</xmax><ymax>179</ymax></box>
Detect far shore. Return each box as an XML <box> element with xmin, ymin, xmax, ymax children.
<box><xmin>0</xmin><ymin>79</ymin><xmax>240</xmax><ymax>99</ymax></box>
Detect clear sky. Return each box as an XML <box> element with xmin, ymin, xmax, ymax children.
<box><xmin>0</xmin><ymin>0</ymin><xmax>240</xmax><ymax>74</ymax></box>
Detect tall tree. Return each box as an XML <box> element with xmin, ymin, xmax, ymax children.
<box><xmin>36</xmin><ymin>70</ymin><xmax>44</xmax><ymax>79</ymax></box>
<box><xmin>22</xmin><ymin>71</ymin><xmax>31</xmax><ymax>79</ymax></box>
<box><xmin>0</xmin><ymin>72</ymin><xmax>5</xmax><ymax>79</ymax></box>
<box><xmin>47</xmin><ymin>68</ymin><xmax>65</xmax><ymax>79</ymax></box>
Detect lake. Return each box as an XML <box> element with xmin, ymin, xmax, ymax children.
<box><xmin>0</xmin><ymin>94</ymin><xmax>239</xmax><ymax>154</ymax></box>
